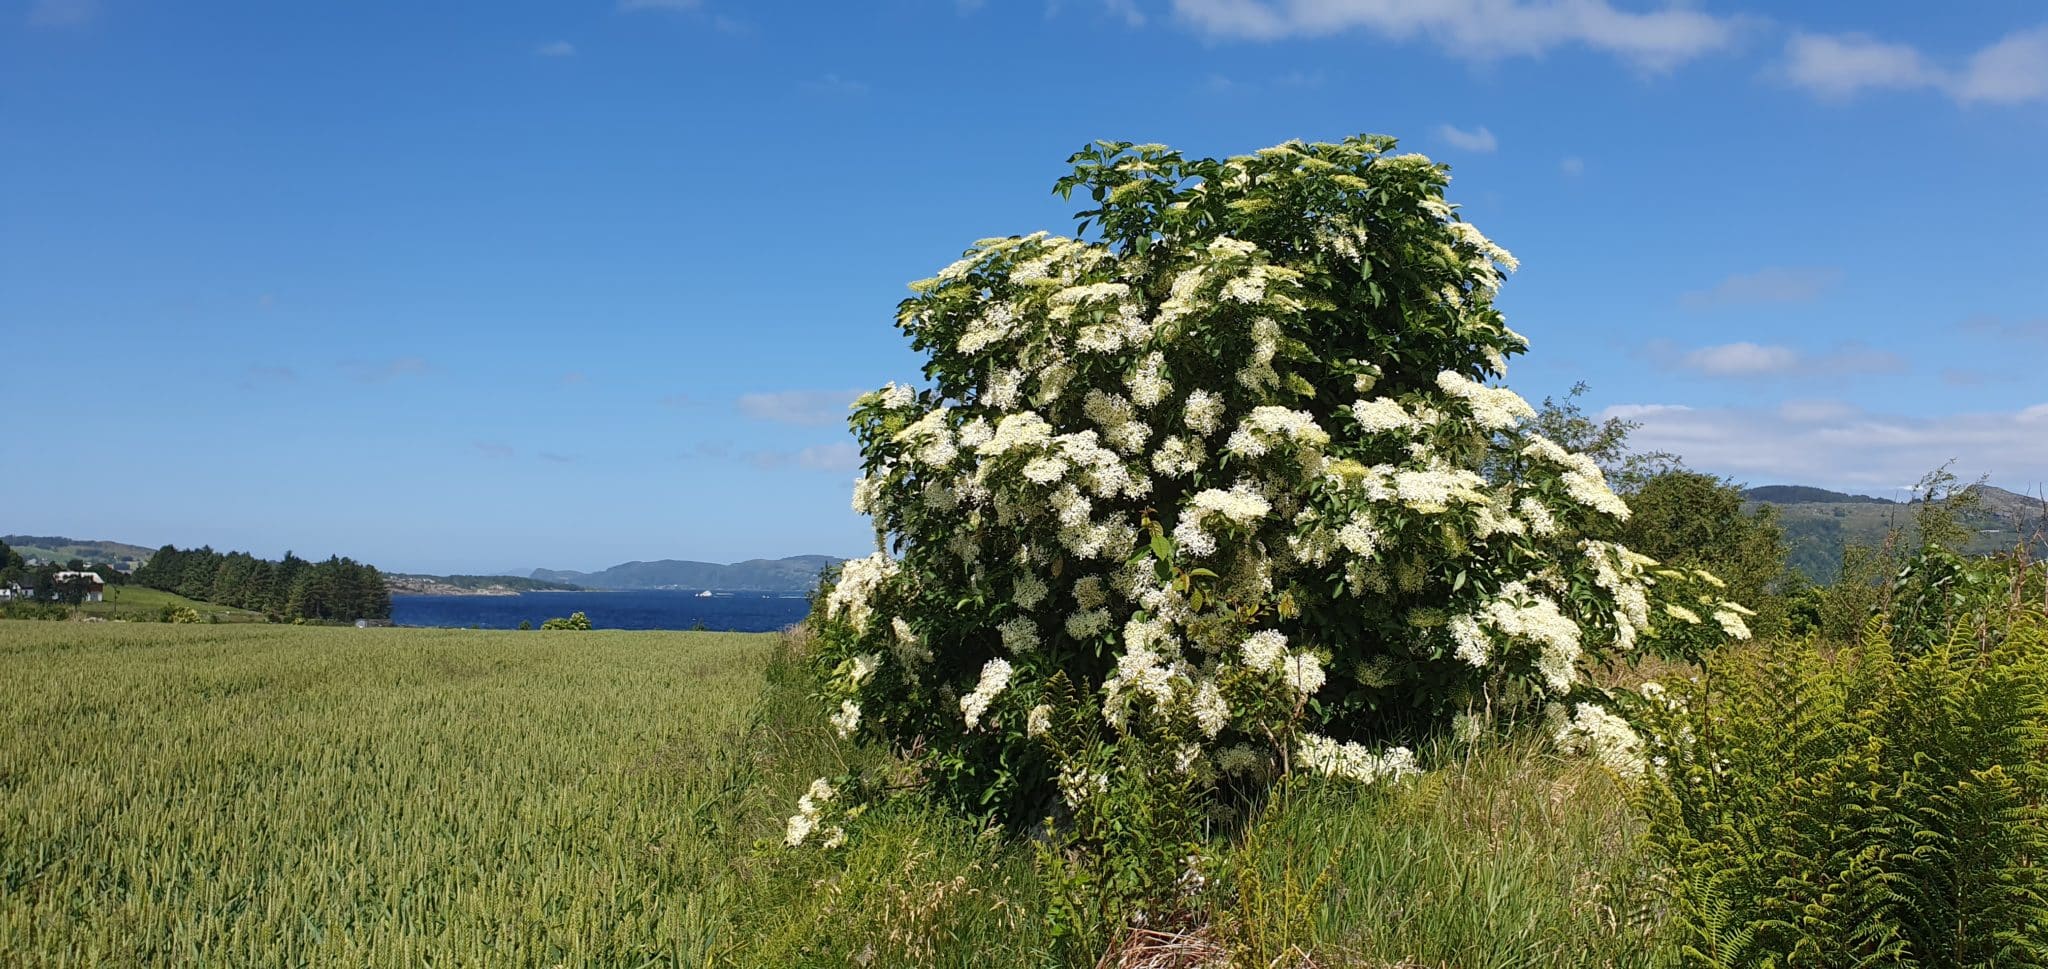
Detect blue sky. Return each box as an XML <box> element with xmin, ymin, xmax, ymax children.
<box><xmin>3</xmin><ymin>0</ymin><xmax>2044</xmax><ymax>574</ymax></box>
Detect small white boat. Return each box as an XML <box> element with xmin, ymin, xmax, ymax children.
<box><xmin>695</xmin><ymin>589</ymin><xmax>713</xmax><ymax>598</ymax></box>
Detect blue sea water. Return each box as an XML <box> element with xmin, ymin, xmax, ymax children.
<box><xmin>390</xmin><ymin>590</ymin><xmax>812</xmax><ymax>632</ymax></box>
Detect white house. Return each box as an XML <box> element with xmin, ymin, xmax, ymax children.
<box><xmin>52</xmin><ymin>571</ymin><xmax>106</xmax><ymax>603</ymax></box>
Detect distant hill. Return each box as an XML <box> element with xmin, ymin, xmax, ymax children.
<box><xmin>532</xmin><ymin>555</ymin><xmax>844</xmax><ymax>593</ymax></box>
<box><xmin>1741</xmin><ymin>485</ymin><xmax>1897</xmax><ymax>505</ymax></box>
<box><xmin>387</xmin><ymin>574</ymin><xmax>583</xmax><ymax>596</ymax></box>
<box><xmin>1745</xmin><ymin>483</ymin><xmax>2047</xmax><ymax>583</ymax></box>
<box><xmin>1</xmin><ymin>535</ymin><xmax>155</xmax><ymax>570</ymax></box>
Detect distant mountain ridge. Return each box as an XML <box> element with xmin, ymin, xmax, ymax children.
<box><xmin>1744</xmin><ymin>483</ymin><xmax>2046</xmax><ymax>582</ymax></box>
<box><xmin>1741</xmin><ymin>485</ymin><xmax>1897</xmax><ymax>505</ymax></box>
<box><xmin>530</xmin><ymin>555</ymin><xmax>843</xmax><ymax>593</ymax></box>
<box><xmin>1</xmin><ymin>535</ymin><xmax>156</xmax><ymax>569</ymax></box>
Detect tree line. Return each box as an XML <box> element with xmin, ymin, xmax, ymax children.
<box><xmin>132</xmin><ymin>545</ymin><xmax>391</xmax><ymax>622</ymax></box>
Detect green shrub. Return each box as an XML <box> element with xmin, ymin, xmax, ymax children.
<box><xmin>540</xmin><ymin>611</ymin><xmax>591</xmax><ymax>631</ymax></box>
<box><xmin>802</xmin><ymin>134</ymin><xmax>1749</xmax><ymax>937</ymax></box>
<box><xmin>1634</xmin><ymin>606</ymin><xmax>2048</xmax><ymax>966</ymax></box>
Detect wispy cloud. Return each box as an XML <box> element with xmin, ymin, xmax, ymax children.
<box><xmin>475</xmin><ymin>442</ymin><xmax>516</xmax><ymax>460</ymax></box>
<box><xmin>1605</xmin><ymin>400</ymin><xmax>2048</xmax><ymax>493</ymax></box>
<box><xmin>1962</xmin><ymin>313</ymin><xmax>2048</xmax><ymax>344</ymax></box>
<box><xmin>1168</xmin><ymin>0</ymin><xmax>1742</xmax><ymax>70</ymax></box>
<box><xmin>561</xmin><ymin>371</ymin><xmax>588</xmax><ymax>386</ymax></box>
<box><xmin>535</xmin><ymin>40</ymin><xmax>577</xmax><ymax>57</ymax></box>
<box><xmin>1559</xmin><ymin>156</ymin><xmax>1586</xmax><ymax>177</ymax></box>
<box><xmin>340</xmin><ymin>356</ymin><xmax>431</xmax><ymax>384</ymax></box>
<box><xmin>539</xmin><ymin>451</ymin><xmax>577</xmax><ymax>464</ymax></box>
<box><xmin>1658</xmin><ymin>341</ymin><xmax>1907</xmax><ymax>379</ymax></box>
<box><xmin>1681</xmin><ymin>266</ymin><xmax>1843</xmax><ymax>308</ymax></box>
<box><xmin>27</xmin><ymin>0</ymin><xmax>96</xmax><ymax>28</ymax></box>
<box><xmin>1783</xmin><ymin>25</ymin><xmax>2048</xmax><ymax>105</ymax></box>
<box><xmin>736</xmin><ymin>389</ymin><xmax>863</xmax><ymax>426</ymax></box>
<box><xmin>747</xmin><ymin>442</ymin><xmax>861</xmax><ymax>473</ymax></box>
<box><xmin>1435</xmin><ymin>123</ymin><xmax>1497</xmax><ymax>153</ymax></box>
<box><xmin>1201</xmin><ymin>69</ymin><xmax>1325</xmax><ymax>94</ymax></box>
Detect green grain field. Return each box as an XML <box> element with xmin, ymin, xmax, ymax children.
<box><xmin>0</xmin><ymin>622</ymin><xmax>782</xmax><ymax>967</ymax></box>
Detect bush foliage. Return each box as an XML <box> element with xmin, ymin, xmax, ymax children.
<box><xmin>804</xmin><ymin>134</ymin><xmax>1749</xmax><ymax>858</ymax></box>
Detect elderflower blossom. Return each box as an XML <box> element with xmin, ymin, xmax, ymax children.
<box><xmin>1434</xmin><ymin>371</ymin><xmax>1535</xmax><ymax>430</ymax></box>
<box><xmin>1479</xmin><ymin>583</ymin><xmax>1582</xmax><ymax>692</ymax></box>
<box><xmin>999</xmin><ymin>616</ymin><xmax>1041</xmax><ymax>653</ymax></box>
<box><xmin>1522</xmin><ymin>435</ymin><xmax>1630</xmax><ymax>519</ymax></box>
<box><xmin>1012</xmin><ymin>573</ymin><xmax>1049</xmax><ymax>610</ymax></box>
<box><xmin>1240</xmin><ymin>630</ymin><xmax>1288</xmax><ymax>672</ymax></box>
<box><xmin>1281</xmin><ymin>652</ymin><xmax>1327</xmax><ymax>699</ymax></box>
<box><xmin>1126</xmin><ymin>352</ymin><xmax>1173</xmax><ymax>408</ymax></box>
<box><xmin>829</xmin><ymin>700</ymin><xmax>862</xmax><ymax>739</ymax></box>
<box><xmin>978</xmin><ymin>411</ymin><xmax>1054</xmax><ymax>457</ymax></box>
<box><xmin>1182</xmin><ymin>390</ymin><xmax>1225</xmax><ymax>436</ymax></box>
<box><xmin>1551</xmin><ymin>703</ymin><xmax>1644</xmax><ymax>779</ymax></box>
<box><xmin>1448</xmin><ymin>614</ymin><xmax>1491</xmax><ymax>666</ymax></box>
<box><xmin>1713</xmin><ymin>609</ymin><xmax>1751</xmax><ymax>639</ymax></box>
<box><xmin>1027</xmin><ymin>704</ymin><xmax>1052</xmax><ymax>738</ymax></box>
<box><xmin>1191</xmin><ymin>680</ymin><xmax>1229</xmax><ymax>737</ymax></box>
<box><xmin>1349</xmin><ymin>397</ymin><xmax>1421</xmax><ymax>434</ymax></box>
<box><xmin>785</xmin><ymin>777</ymin><xmax>838</xmax><ymax>847</ymax></box>
<box><xmin>825</xmin><ymin>553</ymin><xmax>899</xmax><ymax>633</ymax></box>
<box><xmin>1225</xmin><ymin>407</ymin><xmax>1329</xmax><ymax>459</ymax></box>
<box><xmin>1393</xmin><ymin>463</ymin><xmax>1489</xmax><ymax>514</ymax></box>
<box><xmin>1294</xmin><ymin>734</ymin><xmax>1420</xmax><ymax>785</ymax></box>
<box><xmin>1336</xmin><ymin>513</ymin><xmax>1381</xmax><ymax>557</ymax></box>
<box><xmin>960</xmin><ymin>659</ymin><xmax>1013</xmax><ymax>730</ymax></box>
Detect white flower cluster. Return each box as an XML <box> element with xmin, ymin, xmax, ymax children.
<box><xmin>1550</xmin><ymin>702</ymin><xmax>1644</xmax><ymax>779</ymax></box>
<box><xmin>1522</xmin><ymin>435</ymin><xmax>1630</xmax><ymax>519</ymax></box>
<box><xmin>1434</xmin><ymin>371</ymin><xmax>1535</xmax><ymax>431</ymax></box>
<box><xmin>824</xmin><ymin>552</ymin><xmax>899</xmax><ymax>633</ymax></box>
<box><xmin>1473</xmin><ymin>582</ymin><xmax>1583</xmax><ymax>693</ymax></box>
<box><xmin>960</xmin><ymin>658</ymin><xmax>1013</xmax><ymax>730</ymax></box>
<box><xmin>1294</xmin><ymin>733</ymin><xmax>1420</xmax><ymax>785</ymax></box>
<box><xmin>785</xmin><ymin>777</ymin><xmax>845</xmax><ymax>848</ymax></box>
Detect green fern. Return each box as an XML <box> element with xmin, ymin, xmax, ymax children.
<box><xmin>1638</xmin><ymin>568</ymin><xmax>2048</xmax><ymax>968</ymax></box>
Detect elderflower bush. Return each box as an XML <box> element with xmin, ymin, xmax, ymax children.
<box><xmin>804</xmin><ymin>136</ymin><xmax>1748</xmax><ymax>828</ymax></box>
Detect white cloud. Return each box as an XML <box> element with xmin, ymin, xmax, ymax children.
<box><xmin>1559</xmin><ymin>156</ymin><xmax>1585</xmax><ymax>176</ymax></box>
<box><xmin>1777</xmin><ymin>399</ymin><xmax>1858</xmax><ymax>423</ymax></box>
<box><xmin>1681</xmin><ymin>266</ymin><xmax>1842</xmax><ymax>308</ymax></box>
<box><xmin>1680</xmin><ymin>342</ymin><xmax>1801</xmax><ymax>377</ymax></box>
<box><xmin>1784</xmin><ymin>24</ymin><xmax>2048</xmax><ymax>105</ymax></box>
<box><xmin>736</xmin><ymin>389</ymin><xmax>864</xmax><ymax>427</ymax></box>
<box><xmin>1962</xmin><ymin>314</ymin><xmax>2048</xmax><ymax>344</ymax></box>
<box><xmin>1666</xmin><ymin>341</ymin><xmax>1906</xmax><ymax>379</ymax></box>
<box><xmin>1435</xmin><ymin>123</ymin><xmax>1497</xmax><ymax>153</ymax></box>
<box><xmin>1612</xmin><ymin>400</ymin><xmax>2048</xmax><ymax>494</ymax></box>
<box><xmin>1169</xmin><ymin>0</ymin><xmax>1741</xmax><ymax>70</ymax></box>
<box><xmin>1602</xmin><ymin>403</ymin><xmax>1693</xmax><ymax>420</ymax></box>
<box><xmin>27</xmin><ymin>0</ymin><xmax>95</xmax><ymax>27</ymax></box>
<box><xmin>536</xmin><ymin>41</ymin><xmax>577</xmax><ymax>57</ymax></box>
